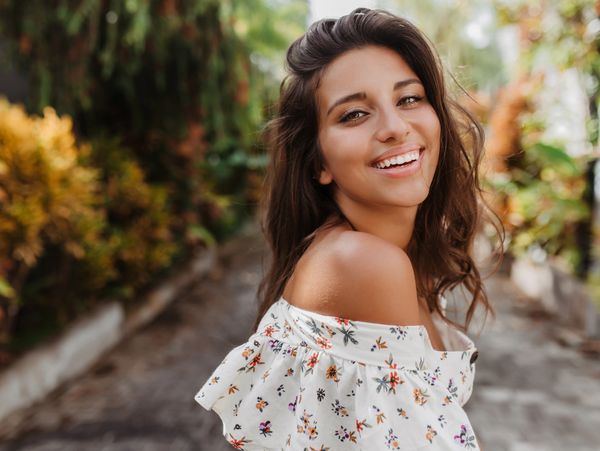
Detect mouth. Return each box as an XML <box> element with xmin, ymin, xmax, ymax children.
<box><xmin>369</xmin><ymin>147</ymin><xmax>424</xmax><ymax>170</ymax></box>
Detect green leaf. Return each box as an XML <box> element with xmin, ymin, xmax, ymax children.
<box><xmin>187</xmin><ymin>225</ymin><xmax>216</xmax><ymax>246</ymax></box>
<box><xmin>527</xmin><ymin>142</ymin><xmax>579</xmax><ymax>175</ymax></box>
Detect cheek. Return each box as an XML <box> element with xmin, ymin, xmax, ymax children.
<box><xmin>425</xmin><ymin>109</ymin><xmax>441</xmax><ymax>141</ymax></box>
<box><xmin>434</xmin><ymin>121</ymin><xmax>442</xmax><ymax>160</ymax></box>
<box><xmin>319</xmin><ymin>129</ymin><xmax>363</xmax><ymax>170</ymax></box>
<box><xmin>420</xmin><ymin>111</ymin><xmax>441</xmax><ymax>156</ymax></box>
<box><xmin>434</xmin><ymin>117</ymin><xmax>441</xmax><ymax>143</ymax></box>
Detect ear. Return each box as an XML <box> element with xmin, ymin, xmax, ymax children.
<box><xmin>318</xmin><ymin>166</ymin><xmax>333</xmax><ymax>185</ymax></box>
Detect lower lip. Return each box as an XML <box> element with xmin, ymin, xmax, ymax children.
<box><xmin>370</xmin><ymin>148</ymin><xmax>424</xmax><ymax>178</ymax></box>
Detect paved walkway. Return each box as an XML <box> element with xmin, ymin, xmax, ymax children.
<box><xmin>465</xmin><ymin>275</ymin><xmax>600</xmax><ymax>451</ymax></box>
<box><xmin>0</xmin><ymin>226</ymin><xmax>598</xmax><ymax>450</ymax></box>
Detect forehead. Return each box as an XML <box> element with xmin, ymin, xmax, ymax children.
<box><xmin>316</xmin><ymin>45</ymin><xmax>420</xmax><ymax>104</ymax></box>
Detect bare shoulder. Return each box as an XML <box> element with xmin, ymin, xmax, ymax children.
<box><xmin>293</xmin><ymin>229</ymin><xmax>421</xmax><ymax>326</ymax></box>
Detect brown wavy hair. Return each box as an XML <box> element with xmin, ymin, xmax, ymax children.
<box><xmin>253</xmin><ymin>8</ymin><xmax>504</xmax><ymax>333</ymax></box>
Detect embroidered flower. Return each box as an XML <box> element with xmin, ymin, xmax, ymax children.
<box><xmin>316</xmin><ymin>388</ymin><xmax>326</xmax><ymax>402</ymax></box>
<box><xmin>425</xmin><ymin>424</ymin><xmax>438</xmax><ymax>443</ymax></box>
<box><xmin>389</xmin><ymin>371</ymin><xmax>404</xmax><ymax>391</ymax></box>
<box><xmin>297</xmin><ymin>409</ymin><xmax>319</xmax><ymax>440</ymax></box>
<box><xmin>370</xmin><ymin>336</ymin><xmax>388</xmax><ymax>351</ymax></box>
<box><xmin>255</xmin><ymin>397</ymin><xmax>268</xmax><ymax>412</ymax></box>
<box><xmin>262</xmin><ymin>325</ymin><xmax>276</xmax><ymax>337</ymax></box>
<box><xmin>276</xmin><ymin>384</ymin><xmax>285</xmax><ymax>396</ymax></box>
<box><xmin>227</xmin><ymin>434</ymin><xmax>252</xmax><ymax>450</ymax></box>
<box><xmin>288</xmin><ymin>396</ymin><xmax>298</xmax><ymax>412</ymax></box>
<box><xmin>331</xmin><ymin>399</ymin><xmax>349</xmax><ymax>417</ymax></box>
<box><xmin>316</xmin><ymin>336</ymin><xmax>333</xmax><ymax>350</ymax></box>
<box><xmin>389</xmin><ymin>326</ymin><xmax>408</xmax><ymax>340</ymax></box>
<box><xmin>259</xmin><ymin>420</ymin><xmax>273</xmax><ymax>437</ymax></box>
<box><xmin>438</xmin><ymin>414</ymin><xmax>448</xmax><ymax>427</ymax></box>
<box><xmin>245</xmin><ymin>353</ymin><xmax>263</xmax><ymax>372</ymax></box>
<box><xmin>384</xmin><ymin>354</ymin><xmax>398</xmax><ymax>369</ymax></box>
<box><xmin>453</xmin><ymin>424</ymin><xmax>477</xmax><ymax>448</ymax></box>
<box><xmin>335</xmin><ymin>317</ymin><xmax>350</xmax><ymax>326</ymax></box>
<box><xmin>396</xmin><ymin>408</ymin><xmax>408</xmax><ymax>419</ymax></box>
<box><xmin>334</xmin><ymin>426</ymin><xmax>356</xmax><ymax>443</ymax></box>
<box><xmin>326</xmin><ymin>364</ymin><xmax>341</xmax><ymax>383</ymax></box>
<box><xmin>338</xmin><ymin>326</ymin><xmax>359</xmax><ymax>345</ymax></box>
<box><xmin>371</xmin><ymin>405</ymin><xmax>386</xmax><ymax>424</ymax></box>
<box><xmin>228</xmin><ymin>384</ymin><xmax>239</xmax><ymax>394</ymax></box>
<box><xmin>413</xmin><ymin>388</ymin><xmax>430</xmax><ymax>406</ymax></box>
<box><xmin>384</xmin><ymin>428</ymin><xmax>401</xmax><ymax>449</ymax></box>
<box><xmin>307</xmin><ymin>352</ymin><xmax>320</xmax><ymax>368</ymax></box>
<box><xmin>355</xmin><ymin>418</ymin><xmax>372</xmax><ymax>437</ymax></box>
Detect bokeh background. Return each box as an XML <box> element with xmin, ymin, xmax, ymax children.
<box><xmin>0</xmin><ymin>1</ymin><xmax>599</xmax><ymax>450</ymax></box>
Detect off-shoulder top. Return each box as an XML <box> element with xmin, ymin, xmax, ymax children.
<box><xmin>195</xmin><ymin>295</ymin><xmax>481</xmax><ymax>450</ymax></box>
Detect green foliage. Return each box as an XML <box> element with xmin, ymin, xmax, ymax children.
<box><xmin>0</xmin><ymin>102</ymin><xmax>183</xmax><ymax>352</ymax></box>
<box><xmin>0</xmin><ymin>0</ymin><xmax>308</xmax><ymax>354</ymax></box>
<box><xmin>0</xmin><ymin>0</ymin><xmax>299</xmax><ymax>239</ymax></box>
<box><xmin>226</xmin><ymin>0</ymin><xmax>308</xmax><ymax>59</ymax></box>
<box><xmin>485</xmin><ymin>0</ymin><xmax>599</xmax><ymax>281</ymax></box>
<box><xmin>486</xmin><ymin>100</ymin><xmax>592</xmax><ymax>271</ymax></box>
<box><xmin>84</xmin><ymin>137</ymin><xmax>178</xmax><ymax>293</ymax></box>
<box><xmin>495</xmin><ymin>0</ymin><xmax>599</xmax><ymax>142</ymax></box>
<box><xmin>486</xmin><ymin>141</ymin><xmax>589</xmax><ymax>259</ymax></box>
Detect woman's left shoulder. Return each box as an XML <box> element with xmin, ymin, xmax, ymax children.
<box><xmin>303</xmin><ymin>229</ymin><xmax>423</xmax><ymax>326</ymax></box>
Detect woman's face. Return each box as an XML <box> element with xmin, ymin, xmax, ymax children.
<box><xmin>316</xmin><ymin>45</ymin><xmax>441</xmax><ymax>212</ymax></box>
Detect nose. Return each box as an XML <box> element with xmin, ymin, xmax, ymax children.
<box><xmin>374</xmin><ymin>106</ymin><xmax>410</xmax><ymax>143</ymax></box>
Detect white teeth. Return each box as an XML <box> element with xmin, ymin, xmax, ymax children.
<box><xmin>374</xmin><ymin>150</ymin><xmax>420</xmax><ymax>169</ymax></box>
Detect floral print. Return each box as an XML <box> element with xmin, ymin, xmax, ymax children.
<box><xmin>454</xmin><ymin>424</ymin><xmax>478</xmax><ymax>448</ymax></box>
<box><xmin>195</xmin><ymin>296</ymin><xmax>480</xmax><ymax>450</ymax></box>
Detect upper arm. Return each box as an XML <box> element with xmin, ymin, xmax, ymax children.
<box><xmin>306</xmin><ymin>231</ymin><xmax>422</xmax><ymax>326</ymax></box>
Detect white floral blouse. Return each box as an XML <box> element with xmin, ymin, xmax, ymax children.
<box><xmin>195</xmin><ymin>296</ymin><xmax>481</xmax><ymax>450</ymax></box>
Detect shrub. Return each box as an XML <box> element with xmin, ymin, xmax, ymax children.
<box><xmin>0</xmin><ymin>97</ymin><xmax>112</xmax><ymax>347</ymax></box>
<box><xmin>0</xmin><ymin>100</ymin><xmax>182</xmax><ymax>356</ymax></box>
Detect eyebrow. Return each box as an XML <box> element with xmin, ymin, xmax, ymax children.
<box><xmin>326</xmin><ymin>78</ymin><xmax>423</xmax><ymax>116</ymax></box>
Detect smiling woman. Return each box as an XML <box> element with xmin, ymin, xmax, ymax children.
<box><xmin>195</xmin><ymin>7</ymin><xmax>502</xmax><ymax>450</ymax></box>
<box><xmin>316</xmin><ymin>46</ymin><xmax>441</xmax><ymax>236</ymax></box>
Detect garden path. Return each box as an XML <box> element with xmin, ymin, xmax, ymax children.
<box><xmin>0</xmin><ymin>224</ymin><xmax>599</xmax><ymax>450</ymax></box>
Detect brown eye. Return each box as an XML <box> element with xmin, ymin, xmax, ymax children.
<box><xmin>340</xmin><ymin>110</ymin><xmax>367</xmax><ymax>123</ymax></box>
<box><xmin>398</xmin><ymin>95</ymin><xmax>423</xmax><ymax>107</ymax></box>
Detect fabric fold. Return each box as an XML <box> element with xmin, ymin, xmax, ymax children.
<box><xmin>195</xmin><ymin>297</ymin><xmax>481</xmax><ymax>450</ymax></box>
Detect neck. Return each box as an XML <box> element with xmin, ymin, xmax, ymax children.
<box><xmin>334</xmin><ymin>196</ymin><xmax>418</xmax><ymax>251</ymax></box>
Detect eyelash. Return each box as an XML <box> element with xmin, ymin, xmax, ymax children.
<box><xmin>339</xmin><ymin>95</ymin><xmax>424</xmax><ymax>123</ymax></box>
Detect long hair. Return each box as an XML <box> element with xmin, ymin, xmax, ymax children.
<box><xmin>253</xmin><ymin>8</ymin><xmax>503</xmax><ymax>333</ymax></box>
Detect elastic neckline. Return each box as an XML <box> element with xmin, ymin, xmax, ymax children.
<box><xmin>279</xmin><ymin>296</ymin><xmax>425</xmax><ymax>329</ymax></box>
<box><xmin>277</xmin><ymin>297</ymin><xmax>477</xmax><ymax>355</ymax></box>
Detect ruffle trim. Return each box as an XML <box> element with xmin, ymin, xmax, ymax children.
<box><xmin>196</xmin><ymin>335</ymin><xmax>479</xmax><ymax>450</ymax></box>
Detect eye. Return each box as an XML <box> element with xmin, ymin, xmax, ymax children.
<box><xmin>339</xmin><ymin>110</ymin><xmax>368</xmax><ymax>123</ymax></box>
<box><xmin>398</xmin><ymin>95</ymin><xmax>424</xmax><ymax>107</ymax></box>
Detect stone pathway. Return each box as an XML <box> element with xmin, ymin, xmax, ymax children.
<box><xmin>465</xmin><ymin>275</ymin><xmax>600</xmax><ymax>451</ymax></box>
<box><xmin>0</xmin><ymin>226</ymin><xmax>598</xmax><ymax>450</ymax></box>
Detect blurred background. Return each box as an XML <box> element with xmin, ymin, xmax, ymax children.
<box><xmin>0</xmin><ymin>0</ymin><xmax>599</xmax><ymax>450</ymax></box>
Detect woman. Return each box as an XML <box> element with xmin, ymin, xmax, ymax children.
<box><xmin>195</xmin><ymin>7</ymin><xmax>502</xmax><ymax>450</ymax></box>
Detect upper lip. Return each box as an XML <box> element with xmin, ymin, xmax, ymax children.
<box><xmin>370</xmin><ymin>144</ymin><xmax>424</xmax><ymax>167</ymax></box>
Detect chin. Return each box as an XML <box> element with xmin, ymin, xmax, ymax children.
<box><xmin>390</xmin><ymin>191</ymin><xmax>431</xmax><ymax>207</ymax></box>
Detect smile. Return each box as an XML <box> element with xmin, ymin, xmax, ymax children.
<box><xmin>372</xmin><ymin>149</ymin><xmax>420</xmax><ymax>169</ymax></box>
<box><xmin>369</xmin><ymin>148</ymin><xmax>424</xmax><ymax>177</ymax></box>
